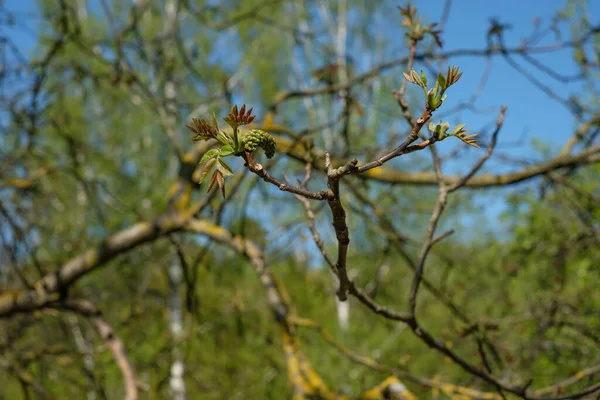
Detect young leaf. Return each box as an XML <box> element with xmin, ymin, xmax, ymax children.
<box><xmin>445</xmin><ymin>65</ymin><xmax>462</xmax><ymax>87</ymax></box>
<box><xmin>216</xmin><ymin>131</ymin><xmax>233</xmax><ymax>146</ymax></box>
<box><xmin>428</xmin><ymin>121</ymin><xmax>437</xmax><ymax>133</ymax></box>
<box><xmin>207</xmin><ymin>170</ymin><xmax>226</xmax><ymax>197</ymax></box>
<box><xmin>449</xmin><ymin>124</ymin><xmax>479</xmax><ymax>148</ymax></box>
<box><xmin>453</xmin><ymin>123</ymin><xmax>467</xmax><ymax>134</ymax></box>
<box><xmin>429</xmin><ymin>121</ymin><xmax>450</xmax><ymax>139</ymax></box>
<box><xmin>219</xmin><ymin>145</ymin><xmax>235</xmax><ymax>157</ymax></box>
<box><xmin>200</xmin><ymin>149</ymin><xmax>220</xmax><ymax>164</ymax></box>
<box><xmin>216</xmin><ymin>170</ymin><xmax>225</xmax><ymax>197</ymax></box>
<box><xmin>187</xmin><ymin>118</ymin><xmax>218</xmax><ymax>141</ymax></box>
<box><xmin>420</xmin><ymin>70</ymin><xmax>428</xmax><ymax>87</ymax></box>
<box><xmin>437</xmin><ymin>73</ymin><xmax>447</xmax><ymax>90</ymax></box>
<box><xmin>411</xmin><ymin>70</ymin><xmax>423</xmax><ymax>87</ymax></box>
<box><xmin>455</xmin><ymin>132</ymin><xmax>480</xmax><ymax>148</ymax></box>
<box><xmin>403</xmin><ymin>69</ymin><xmax>424</xmax><ymax>87</ymax></box>
<box><xmin>217</xmin><ymin>158</ymin><xmax>234</xmax><ymax>176</ymax></box>
<box><xmin>223</xmin><ymin>104</ymin><xmax>256</xmax><ymax>130</ymax></box>
<box><xmin>198</xmin><ymin>158</ymin><xmax>217</xmax><ymax>183</ymax></box>
<box><xmin>207</xmin><ymin>169</ymin><xmax>220</xmax><ymax>193</ymax></box>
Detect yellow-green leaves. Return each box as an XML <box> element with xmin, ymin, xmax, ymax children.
<box><xmin>198</xmin><ymin>153</ymin><xmax>234</xmax><ymax>198</ymax></box>
<box><xmin>403</xmin><ymin>66</ymin><xmax>462</xmax><ymax>111</ymax></box>
<box><xmin>428</xmin><ymin>121</ymin><xmax>450</xmax><ymax>138</ymax></box>
<box><xmin>439</xmin><ymin>66</ymin><xmax>462</xmax><ymax>90</ymax></box>
<box><xmin>428</xmin><ymin>121</ymin><xmax>479</xmax><ymax>148</ymax></box>
<box><xmin>449</xmin><ymin>124</ymin><xmax>479</xmax><ymax>148</ymax></box>
<box><xmin>402</xmin><ymin>69</ymin><xmax>426</xmax><ymax>87</ymax></box>
<box><xmin>200</xmin><ymin>149</ymin><xmax>220</xmax><ymax>164</ymax></box>
<box><xmin>398</xmin><ymin>4</ymin><xmax>443</xmax><ymax>47</ymax></box>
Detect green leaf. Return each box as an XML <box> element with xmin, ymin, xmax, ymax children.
<box><xmin>216</xmin><ymin>131</ymin><xmax>233</xmax><ymax>146</ymax></box>
<box><xmin>420</xmin><ymin>70</ymin><xmax>428</xmax><ymax>87</ymax></box>
<box><xmin>429</xmin><ymin>121</ymin><xmax>450</xmax><ymax>139</ymax></box>
<box><xmin>452</xmin><ymin>123</ymin><xmax>467</xmax><ymax>134</ymax></box>
<box><xmin>437</xmin><ymin>73</ymin><xmax>446</xmax><ymax>90</ymax></box>
<box><xmin>200</xmin><ymin>149</ymin><xmax>220</xmax><ymax>164</ymax></box>
<box><xmin>216</xmin><ymin>158</ymin><xmax>234</xmax><ymax>176</ymax></box>
<box><xmin>219</xmin><ymin>145</ymin><xmax>235</xmax><ymax>157</ymax></box>
<box><xmin>405</xmin><ymin>69</ymin><xmax>424</xmax><ymax>87</ymax></box>
<box><xmin>198</xmin><ymin>158</ymin><xmax>217</xmax><ymax>183</ymax></box>
<box><xmin>427</xmin><ymin>89</ymin><xmax>437</xmax><ymax>109</ymax></box>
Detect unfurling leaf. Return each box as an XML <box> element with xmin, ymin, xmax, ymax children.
<box><xmin>207</xmin><ymin>170</ymin><xmax>226</xmax><ymax>197</ymax></box>
<box><xmin>216</xmin><ymin>170</ymin><xmax>225</xmax><ymax>197</ymax></box>
<box><xmin>207</xmin><ymin>169</ymin><xmax>219</xmax><ymax>192</ymax></box>
<box><xmin>216</xmin><ymin>131</ymin><xmax>233</xmax><ymax>146</ymax></box>
<box><xmin>198</xmin><ymin>158</ymin><xmax>217</xmax><ymax>183</ymax></box>
<box><xmin>217</xmin><ymin>158</ymin><xmax>234</xmax><ymax>176</ymax></box>
<box><xmin>444</xmin><ymin>65</ymin><xmax>462</xmax><ymax>88</ymax></box>
<box><xmin>454</xmin><ymin>133</ymin><xmax>480</xmax><ymax>148</ymax></box>
<box><xmin>219</xmin><ymin>145</ymin><xmax>235</xmax><ymax>157</ymax></box>
<box><xmin>453</xmin><ymin>123</ymin><xmax>467</xmax><ymax>134</ymax></box>
<box><xmin>437</xmin><ymin>73</ymin><xmax>446</xmax><ymax>90</ymax></box>
<box><xmin>223</xmin><ymin>104</ymin><xmax>256</xmax><ymax>129</ymax></box>
<box><xmin>403</xmin><ymin>69</ymin><xmax>426</xmax><ymax>89</ymax></box>
<box><xmin>428</xmin><ymin>121</ymin><xmax>450</xmax><ymax>139</ymax></box>
<box><xmin>200</xmin><ymin>149</ymin><xmax>220</xmax><ymax>164</ymax></box>
<box><xmin>187</xmin><ymin>118</ymin><xmax>218</xmax><ymax>141</ymax></box>
<box><xmin>449</xmin><ymin>124</ymin><xmax>479</xmax><ymax>148</ymax></box>
<box><xmin>420</xmin><ymin>70</ymin><xmax>428</xmax><ymax>87</ymax></box>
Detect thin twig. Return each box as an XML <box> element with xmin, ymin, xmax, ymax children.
<box><xmin>242</xmin><ymin>152</ymin><xmax>332</xmax><ymax>201</ymax></box>
<box><xmin>356</xmin><ymin>108</ymin><xmax>433</xmax><ymax>173</ymax></box>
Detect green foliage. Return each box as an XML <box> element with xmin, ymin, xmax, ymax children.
<box><xmin>402</xmin><ymin>66</ymin><xmax>463</xmax><ymax>111</ymax></box>
<box><xmin>428</xmin><ymin>121</ymin><xmax>479</xmax><ymax>148</ymax></box>
<box><xmin>1</xmin><ymin>0</ymin><xmax>599</xmax><ymax>399</ymax></box>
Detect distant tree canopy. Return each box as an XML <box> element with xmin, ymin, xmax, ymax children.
<box><xmin>0</xmin><ymin>0</ymin><xmax>599</xmax><ymax>399</ymax></box>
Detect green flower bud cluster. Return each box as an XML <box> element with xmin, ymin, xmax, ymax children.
<box><xmin>242</xmin><ymin>130</ymin><xmax>276</xmax><ymax>158</ymax></box>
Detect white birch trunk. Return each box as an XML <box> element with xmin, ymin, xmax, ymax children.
<box><xmin>68</xmin><ymin>315</ymin><xmax>97</xmax><ymax>400</ymax></box>
<box><xmin>168</xmin><ymin>261</ymin><xmax>185</xmax><ymax>400</ymax></box>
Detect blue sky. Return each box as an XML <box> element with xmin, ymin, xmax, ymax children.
<box><xmin>431</xmin><ymin>0</ymin><xmax>598</xmax><ymax>233</ymax></box>
<box><xmin>428</xmin><ymin>0</ymin><xmax>597</xmax><ymax>153</ymax></box>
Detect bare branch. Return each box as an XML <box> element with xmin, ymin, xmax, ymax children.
<box><xmin>59</xmin><ymin>300</ymin><xmax>139</xmax><ymax>400</ymax></box>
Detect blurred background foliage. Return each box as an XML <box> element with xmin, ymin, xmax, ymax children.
<box><xmin>0</xmin><ymin>0</ymin><xmax>599</xmax><ymax>398</ymax></box>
